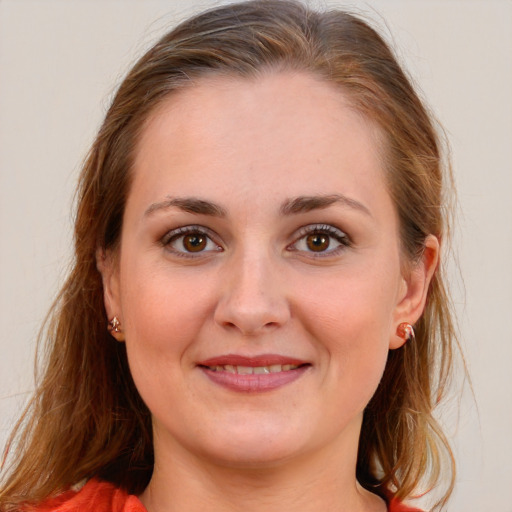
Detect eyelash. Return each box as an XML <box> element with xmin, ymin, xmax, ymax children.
<box><xmin>161</xmin><ymin>225</ymin><xmax>222</xmax><ymax>258</ymax></box>
<box><xmin>160</xmin><ymin>223</ymin><xmax>351</xmax><ymax>258</ymax></box>
<box><xmin>287</xmin><ymin>224</ymin><xmax>351</xmax><ymax>258</ymax></box>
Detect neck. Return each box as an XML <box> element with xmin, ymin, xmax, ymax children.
<box><xmin>139</xmin><ymin>422</ymin><xmax>386</xmax><ymax>512</ymax></box>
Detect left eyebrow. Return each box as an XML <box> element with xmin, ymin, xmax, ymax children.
<box><xmin>144</xmin><ymin>196</ymin><xmax>227</xmax><ymax>218</ymax></box>
<box><xmin>280</xmin><ymin>194</ymin><xmax>372</xmax><ymax>217</ymax></box>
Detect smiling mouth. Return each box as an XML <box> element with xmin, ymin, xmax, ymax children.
<box><xmin>202</xmin><ymin>364</ymin><xmax>303</xmax><ymax>374</ymax></box>
<box><xmin>197</xmin><ymin>355</ymin><xmax>311</xmax><ymax>392</ymax></box>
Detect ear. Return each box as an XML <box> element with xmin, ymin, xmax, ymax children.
<box><xmin>390</xmin><ymin>235</ymin><xmax>439</xmax><ymax>349</ymax></box>
<box><xmin>96</xmin><ymin>247</ymin><xmax>124</xmax><ymax>342</ymax></box>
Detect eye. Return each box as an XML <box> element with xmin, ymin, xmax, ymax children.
<box><xmin>162</xmin><ymin>226</ymin><xmax>222</xmax><ymax>256</ymax></box>
<box><xmin>289</xmin><ymin>224</ymin><xmax>350</xmax><ymax>256</ymax></box>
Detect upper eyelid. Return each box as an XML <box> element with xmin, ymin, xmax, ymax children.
<box><xmin>161</xmin><ymin>225</ymin><xmax>218</xmax><ymax>242</ymax></box>
<box><xmin>292</xmin><ymin>223</ymin><xmax>349</xmax><ymax>240</ymax></box>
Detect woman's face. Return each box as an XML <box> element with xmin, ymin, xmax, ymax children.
<box><xmin>102</xmin><ymin>72</ymin><xmax>431</xmax><ymax>469</ymax></box>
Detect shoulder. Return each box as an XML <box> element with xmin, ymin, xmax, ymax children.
<box><xmin>388</xmin><ymin>495</ymin><xmax>424</xmax><ymax>512</ymax></box>
<box><xmin>31</xmin><ymin>479</ymin><xmax>147</xmax><ymax>512</ymax></box>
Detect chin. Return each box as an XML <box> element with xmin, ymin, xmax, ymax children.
<box><xmin>191</xmin><ymin>422</ymin><xmax>312</xmax><ymax>469</ymax></box>
<box><xmin>206</xmin><ymin>444</ymin><xmax>303</xmax><ymax>470</ymax></box>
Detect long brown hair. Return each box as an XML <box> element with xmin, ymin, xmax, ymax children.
<box><xmin>1</xmin><ymin>1</ymin><xmax>458</xmax><ymax>509</ymax></box>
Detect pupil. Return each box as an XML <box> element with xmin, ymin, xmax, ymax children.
<box><xmin>184</xmin><ymin>235</ymin><xmax>206</xmax><ymax>252</ymax></box>
<box><xmin>307</xmin><ymin>234</ymin><xmax>329</xmax><ymax>252</ymax></box>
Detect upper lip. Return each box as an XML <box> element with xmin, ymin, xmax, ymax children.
<box><xmin>197</xmin><ymin>354</ymin><xmax>309</xmax><ymax>367</ymax></box>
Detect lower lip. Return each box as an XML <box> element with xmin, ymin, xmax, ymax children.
<box><xmin>199</xmin><ymin>366</ymin><xmax>310</xmax><ymax>393</ymax></box>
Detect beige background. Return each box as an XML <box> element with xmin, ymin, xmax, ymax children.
<box><xmin>1</xmin><ymin>1</ymin><xmax>511</xmax><ymax>510</ymax></box>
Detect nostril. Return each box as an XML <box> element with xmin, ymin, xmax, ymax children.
<box><xmin>213</xmin><ymin>277</ymin><xmax>291</xmax><ymax>335</ymax></box>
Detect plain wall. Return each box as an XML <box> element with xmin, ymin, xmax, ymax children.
<box><xmin>1</xmin><ymin>1</ymin><xmax>511</xmax><ymax>510</ymax></box>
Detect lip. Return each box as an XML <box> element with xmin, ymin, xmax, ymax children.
<box><xmin>198</xmin><ymin>354</ymin><xmax>308</xmax><ymax>367</ymax></box>
<box><xmin>197</xmin><ymin>353</ymin><xmax>311</xmax><ymax>393</ymax></box>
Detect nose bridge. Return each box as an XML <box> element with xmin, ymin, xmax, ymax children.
<box><xmin>214</xmin><ymin>243</ymin><xmax>289</xmax><ymax>335</ymax></box>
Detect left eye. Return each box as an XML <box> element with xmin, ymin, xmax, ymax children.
<box><xmin>162</xmin><ymin>227</ymin><xmax>221</xmax><ymax>255</ymax></box>
<box><xmin>290</xmin><ymin>225</ymin><xmax>350</xmax><ymax>255</ymax></box>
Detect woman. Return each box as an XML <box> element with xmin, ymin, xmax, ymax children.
<box><xmin>0</xmin><ymin>1</ymin><xmax>458</xmax><ymax>511</ymax></box>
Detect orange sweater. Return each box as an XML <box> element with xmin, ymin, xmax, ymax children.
<box><xmin>33</xmin><ymin>479</ymin><xmax>424</xmax><ymax>512</ymax></box>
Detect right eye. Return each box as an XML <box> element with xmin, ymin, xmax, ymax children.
<box><xmin>162</xmin><ymin>226</ymin><xmax>222</xmax><ymax>257</ymax></box>
<box><xmin>287</xmin><ymin>224</ymin><xmax>351</xmax><ymax>258</ymax></box>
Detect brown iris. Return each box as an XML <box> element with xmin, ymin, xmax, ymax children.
<box><xmin>183</xmin><ymin>234</ymin><xmax>207</xmax><ymax>252</ymax></box>
<box><xmin>306</xmin><ymin>233</ymin><xmax>330</xmax><ymax>252</ymax></box>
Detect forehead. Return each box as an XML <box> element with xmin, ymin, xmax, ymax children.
<box><xmin>139</xmin><ymin>71</ymin><xmax>383</xmax><ymax>147</ymax></box>
<box><xmin>131</xmin><ymin>71</ymin><xmax>389</xmax><ymax>213</ymax></box>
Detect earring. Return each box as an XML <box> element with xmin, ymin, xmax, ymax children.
<box><xmin>108</xmin><ymin>316</ymin><xmax>122</xmax><ymax>334</ymax></box>
<box><xmin>397</xmin><ymin>322</ymin><xmax>415</xmax><ymax>342</ymax></box>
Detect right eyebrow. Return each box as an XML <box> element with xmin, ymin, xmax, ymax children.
<box><xmin>144</xmin><ymin>196</ymin><xmax>227</xmax><ymax>218</ymax></box>
<box><xmin>280</xmin><ymin>194</ymin><xmax>372</xmax><ymax>217</ymax></box>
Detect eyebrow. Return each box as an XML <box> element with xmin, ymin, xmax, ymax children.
<box><xmin>280</xmin><ymin>194</ymin><xmax>371</xmax><ymax>217</ymax></box>
<box><xmin>145</xmin><ymin>197</ymin><xmax>227</xmax><ymax>217</ymax></box>
<box><xmin>144</xmin><ymin>193</ymin><xmax>371</xmax><ymax>219</ymax></box>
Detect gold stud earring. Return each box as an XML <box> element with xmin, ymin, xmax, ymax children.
<box><xmin>397</xmin><ymin>322</ymin><xmax>415</xmax><ymax>342</ymax></box>
<box><xmin>108</xmin><ymin>316</ymin><xmax>125</xmax><ymax>341</ymax></box>
<box><xmin>108</xmin><ymin>316</ymin><xmax>122</xmax><ymax>334</ymax></box>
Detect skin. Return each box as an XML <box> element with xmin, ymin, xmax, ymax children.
<box><xmin>99</xmin><ymin>71</ymin><xmax>438</xmax><ymax>512</ymax></box>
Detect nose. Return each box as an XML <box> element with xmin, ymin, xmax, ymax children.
<box><xmin>213</xmin><ymin>251</ymin><xmax>291</xmax><ymax>336</ymax></box>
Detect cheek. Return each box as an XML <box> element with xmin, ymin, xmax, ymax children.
<box><xmin>118</xmin><ymin>261</ymin><xmax>216</xmax><ymax>364</ymax></box>
<box><xmin>297</xmin><ymin>266</ymin><xmax>397</xmax><ymax>337</ymax></box>
<box><xmin>117</xmin><ymin>264</ymin><xmax>218</xmax><ymax>416</ymax></box>
<box><xmin>294</xmin><ymin>267</ymin><xmax>398</xmax><ymax>382</ymax></box>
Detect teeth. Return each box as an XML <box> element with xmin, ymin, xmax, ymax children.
<box><xmin>209</xmin><ymin>364</ymin><xmax>300</xmax><ymax>373</ymax></box>
<box><xmin>253</xmin><ymin>366</ymin><xmax>270</xmax><ymax>374</ymax></box>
